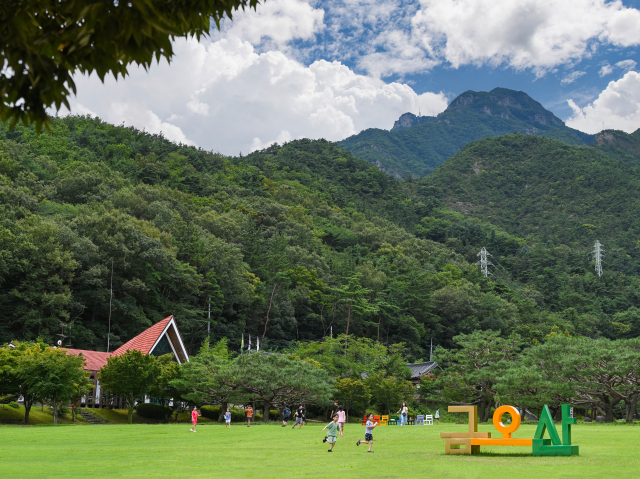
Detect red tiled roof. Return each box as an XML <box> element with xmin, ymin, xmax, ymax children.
<box><xmin>64</xmin><ymin>349</ymin><xmax>112</xmax><ymax>371</ymax></box>
<box><xmin>112</xmin><ymin>316</ymin><xmax>173</xmax><ymax>356</ymax></box>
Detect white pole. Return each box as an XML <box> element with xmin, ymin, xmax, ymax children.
<box><xmin>107</xmin><ymin>259</ymin><xmax>113</xmax><ymax>352</ymax></box>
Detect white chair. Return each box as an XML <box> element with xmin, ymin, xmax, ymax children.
<box><xmin>425</xmin><ymin>414</ymin><xmax>433</xmax><ymax>425</ymax></box>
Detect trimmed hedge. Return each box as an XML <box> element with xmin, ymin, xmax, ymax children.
<box><xmin>136</xmin><ymin>403</ymin><xmax>173</xmax><ymax>419</ymax></box>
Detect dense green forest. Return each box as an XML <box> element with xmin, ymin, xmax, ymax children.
<box><xmin>339</xmin><ymin>88</ymin><xmax>595</xmax><ymax>178</ymax></box>
<box><xmin>2</xmin><ymin>116</ymin><xmax>640</xmax><ymax>360</ymax></box>
<box><xmin>592</xmin><ymin>129</ymin><xmax>640</xmax><ymax>167</ymax></box>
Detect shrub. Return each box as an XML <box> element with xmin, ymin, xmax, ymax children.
<box><xmin>0</xmin><ymin>394</ymin><xmax>18</xmax><ymax>404</ymax></box>
<box><xmin>136</xmin><ymin>403</ymin><xmax>173</xmax><ymax>419</ymax></box>
<box><xmin>9</xmin><ymin>401</ymin><xmax>20</xmax><ymax>409</ymax></box>
<box><xmin>201</xmin><ymin>405</ymin><xmax>245</xmax><ymax>422</ymax></box>
<box><xmin>49</xmin><ymin>404</ymin><xmax>70</xmax><ymax>416</ymax></box>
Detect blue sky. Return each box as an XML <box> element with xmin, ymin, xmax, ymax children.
<box><xmin>67</xmin><ymin>0</ymin><xmax>640</xmax><ymax>154</ymax></box>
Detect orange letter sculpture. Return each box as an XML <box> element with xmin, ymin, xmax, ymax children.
<box><xmin>441</xmin><ymin>405</ymin><xmax>532</xmax><ymax>455</ymax></box>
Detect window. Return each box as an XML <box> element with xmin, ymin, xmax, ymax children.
<box><xmin>151</xmin><ymin>333</ymin><xmax>176</xmax><ymax>360</ymax></box>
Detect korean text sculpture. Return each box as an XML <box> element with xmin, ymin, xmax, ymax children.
<box><xmin>441</xmin><ymin>404</ymin><xmax>579</xmax><ymax>456</ymax></box>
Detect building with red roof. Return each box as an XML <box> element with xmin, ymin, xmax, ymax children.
<box><xmin>64</xmin><ymin>315</ymin><xmax>188</xmax><ymax>408</ymax></box>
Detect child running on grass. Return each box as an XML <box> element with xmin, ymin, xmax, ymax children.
<box><xmin>190</xmin><ymin>406</ymin><xmax>200</xmax><ymax>432</ymax></box>
<box><xmin>225</xmin><ymin>408</ymin><xmax>231</xmax><ymax>429</ymax></box>
<box><xmin>356</xmin><ymin>413</ymin><xmax>378</xmax><ymax>452</ymax></box>
<box><xmin>322</xmin><ymin>414</ymin><xmax>340</xmax><ymax>452</ymax></box>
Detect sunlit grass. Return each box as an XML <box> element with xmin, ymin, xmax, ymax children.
<box><xmin>2</xmin><ymin>421</ymin><xmax>640</xmax><ymax>478</ymax></box>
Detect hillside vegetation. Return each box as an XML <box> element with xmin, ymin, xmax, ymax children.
<box><xmin>2</xmin><ymin>117</ymin><xmax>640</xmax><ymax>359</ymax></box>
<box><xmin>592</xmin><ymin>129</ymin><xmax>640</xmax><ymax>167</ymax></box>
<box><xmin>339</xmin><ymin>88</ymin><xmax>594</xmax><ymax>178</ymax></box>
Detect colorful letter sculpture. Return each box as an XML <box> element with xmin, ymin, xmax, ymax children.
<box><xmin>440</xmin><ymin>404</ymin><xmax>579</xmax><ymax>456</ymax></box>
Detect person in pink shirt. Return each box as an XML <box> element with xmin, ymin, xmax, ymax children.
<box><xmin>337</xmin><ymin>406</ymin><xmax>346</xmax><ymax>436</ymax></box>
<box><xmin>190</xmin><ymin>406</ymin><xmax>200</xmax><ymax>432</ymax></box>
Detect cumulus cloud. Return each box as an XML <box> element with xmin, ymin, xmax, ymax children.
<box><xmin>561</xmin><ymin>71</ymin><xmax>587</xmax><ymax>85</ymax></box>
<box><xmin>599</xmin><ymin>63</ymin><xmax>614</xmax><ymax>77</ymax></box>
<box><xmin>217</xmin><ymin>0</ymin><xmax>324</xmax><ymax>49</ymax></box>
<box><xmin>106</xmin><ymin>101</ymin><xmax>195</xmax><ymax>145</ymax></box>
<box><xmin>566</xmin><ymin>71</ymin><xmax>640</xmax><ymax>134</ymax></box>
<box><xmin>219</xmin><ymin>0</ymin><xmax>640</xmax><ymax>77</ymax></box>
<box><xmin>616</xmin><ymin>59</ymin><xmax>638</xmax><ymax>72</ymax></box>
<box><xmin>66</xmin><ymin>37</ymin><xmax>449</xmax><ymax>154</ymax></box>
<box><xmin>411</xmin><ymin>0</ymin><xmax>640</xmax><ymax>75</ymax></box>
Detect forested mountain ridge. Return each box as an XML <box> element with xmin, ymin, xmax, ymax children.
<box><xmin>418</xmin><ymin>134</ymin><xmax>640</xmax><ymax>267</ymax></box>
<box><xmin>339</xmin><ymin>88</ymin><xmax>595</xmax><ymax>178</ymax></box>
<box><xmin>2</xmin><ymin>117</ymin><xmax>640</xmax><ymax>361</ymax></box>
<box><xmin>592</xmin><ymin>129</ymin><xmax>640</xmax><ymax>167</ymax></box>
<box><xmin>0</xmin><ymin>116</ymin><xmax>470</xmax><ymax>359</ymax></box>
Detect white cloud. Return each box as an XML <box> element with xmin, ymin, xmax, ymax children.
<box><xmin>566</xmin><ymin>71</ymin><xmax>640</xmax><ymax>134</ymax></box>
<box><xmin>72</xmin><ymin>102</ymin><xmax>98</xmax><ymax>117</ymax></box>
<box><xmin>224</xmin><ymin>0</ymin><xmax>640</xmax><ymax>78</ymax></box>
<box><xmin>251</xmin><ymin>130</ymin><xmax>293</xmax><ymax>152</ymax></box>
<box><xmin>218</xmin><ymin>0</ymin><xmax>324</xmax><ymax>48</ymax></box>
<box><xmin>410</xmin><ymin>0</ymin><xmax>640</xmax><ymax>75</ymax></box>
<box><xmin>67</xmin><ymin>37</ymin><xmax>449</xmax><ymax>154</ymax></box>
<box><xmin>561</xmin><ymin>71</ymin><xmax>587</xmax><ymax>85</ymax></box>
<box><xmin>616</xmin><ymin>59</ymin><xmax>638</xmax><ymax>72</ymax></box>
<box><xmin>106</xmin><ymin>101</ymin><xmax>194</xmax><ymax>145</ymax></box>
<box><xmin>186</xmin><ymin>98</ymin><xmax>210</xmax><ymax>116</ymax></box>
<box><xmin>599</xmin><ymin>63</ymin><xmax>613</xmax><ymax>77</ymax></box>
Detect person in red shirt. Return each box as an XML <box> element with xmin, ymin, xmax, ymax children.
<box><xmin>190</xmin><ymin>406</ymin><xmax>200</xmax><ymax>432</ymax></box>
<box><xmin>246</xmin><ymin>406</ymin><xmax>253</xmax><ymax>427</ymax></box>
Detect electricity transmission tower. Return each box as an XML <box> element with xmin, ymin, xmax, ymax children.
<box><xmin>593</xmin><ymin>240</ymin><xmax>604</xmax><ymax>278</ymax></box>
<box><xmin>476</xmin><ymin>247</ymin><xmax>492</xmax><ymax>278</ymax></box>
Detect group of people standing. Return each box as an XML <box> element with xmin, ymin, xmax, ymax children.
<box><xmin>187</xmin><ymin>400</ymin><xmax>440</xmax><ymax>446</ymax></box>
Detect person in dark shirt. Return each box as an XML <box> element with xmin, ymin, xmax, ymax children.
<box><xmin>293</xmin><ymin>405</ymin><xmax>304</xmax><ymax>429</ymax></box>
<box><xmin>301</xmin><ymin>405</ymin><xmax>307</xmax><ymax>425</ymax></box>
<box><xmin>282</xmin><ymin>406</ymin><xmax>291</xmax><ymax>427</ymax></box>
<box><xmin>331</xmin><ymin>401</ymin><xmax>339</xmax><ymax>417</ymax></box>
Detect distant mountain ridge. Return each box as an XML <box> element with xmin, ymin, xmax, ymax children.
<box><xmin>392</xmin><ymin>112</ymin><xmax>436</xmax><ymax>131</ymax></box>
<box><xmin>593</xmin><ymin>129</ymin><xmax>640</xmax><ymax>167</ymax></box>
<box><xmin>339</xmin><ymin>87</ymin><xmax>596</xmax><ymax>178</ymax></box>
<box><xmin>416</xmin><ymin>133</ymin><xmax>640</xmax><ymax>275</ymax></box>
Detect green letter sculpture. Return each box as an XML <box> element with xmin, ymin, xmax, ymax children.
<box><xmin>532</xmin><ymin>405</ymin><xmax>579</xmax><ymax>456</ymax></box>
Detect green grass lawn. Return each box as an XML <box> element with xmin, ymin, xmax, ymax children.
<box><xmin>1</xmin><ymin>421</ymin><xmax>639</xmax><ymax>478</ymax></box>
<box><xmin>0</xmin><ymin>405</ymin><xmax>217</xmax><ymax>425</ymax></box>
<box><xmin>0</xmin><ymin>404</ymin><xmax>87</xmax><ymax>425</ymax></box>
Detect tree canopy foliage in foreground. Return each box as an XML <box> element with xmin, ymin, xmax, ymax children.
<box><xmin>0</xmin><ymin>0</ymin><xmax>259</xmax><ymax>130</ymax></box>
